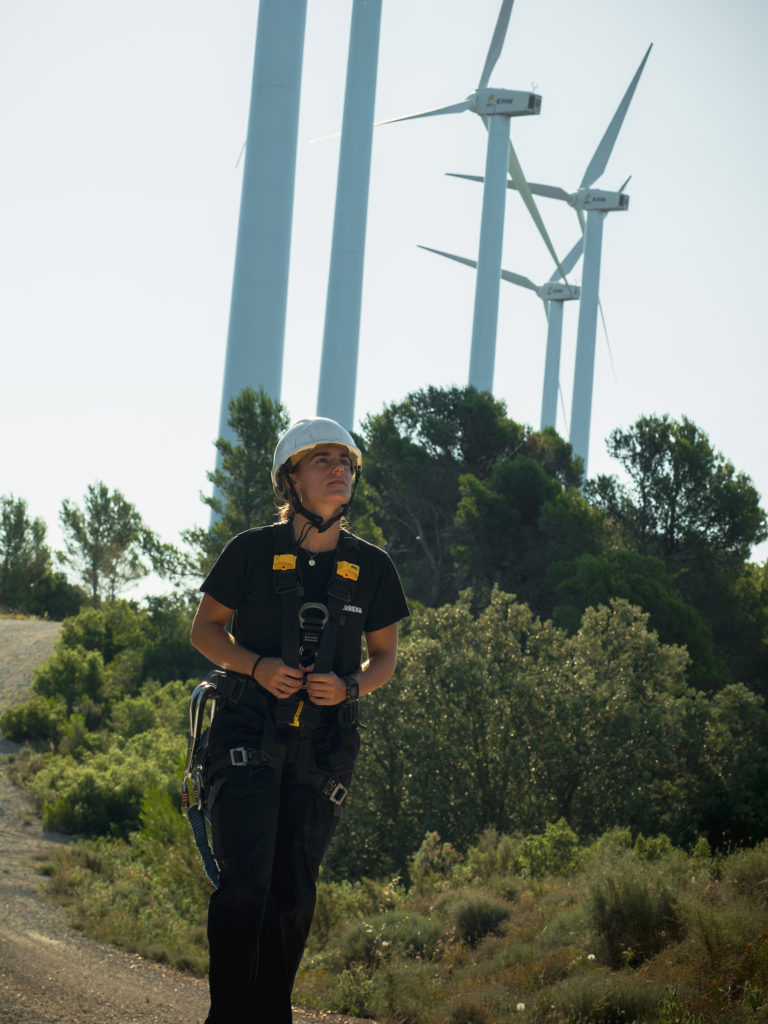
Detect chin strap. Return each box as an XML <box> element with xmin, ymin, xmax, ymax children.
<box><xmin>283</xmin><ymin>466</ymin><xmax>361</xmax><ymax>542</ymax></box>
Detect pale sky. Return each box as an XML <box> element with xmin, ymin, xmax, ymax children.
<box><xmin>2</xmin><ymin>0</ymin><xmax>767</xmax><ymax>595</ymax></box>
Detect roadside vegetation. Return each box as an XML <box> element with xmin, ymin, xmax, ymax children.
<box><xmin>2</xmin><ymin>384</ymin><xmax>768</xmax><ymax>1022</ymax></box>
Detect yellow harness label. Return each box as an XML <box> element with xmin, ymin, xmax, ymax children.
<box><xmin>336</xmin><ymin>561</ymin><xmax>360</xmax><ymax>581</ymax></box>
<box><xmin>289</xmin><ymin>699</ymin><xmax>305</xmax><ymax>728</ymax></box>
<box><xmin>273</xmin><ymin>554</ymin><xmax>297</xmax><ymax>571</ymax></box>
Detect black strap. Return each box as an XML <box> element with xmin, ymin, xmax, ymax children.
<box><xmin>272</xmin><ymin>523</ymin><xmax>360</xmax><ymax>729</ymax></box>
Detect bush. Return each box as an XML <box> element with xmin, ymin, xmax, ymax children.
<box><xmin>34</xmin><ymin>726</ymin><xmax>181</xmax><ymax>837</ymax></box>
<box><xmin>0</xmin><ymin>693</ymin><xmax>65</xmax><ymax>743</ymax></box>
<box><xmin>339</xmin><ymin>910</ymin><xmax>443</xmax><ymax>968</ymax></box>
<box><xmin>548</xmin><ymin>971</ymin><xmax>676</xmax><ymax>1023</ymax></box>
<box><xmin>451</xmin><ymin>894</ymin><xmax>510</xmax><ymax>946</ymax></box>
<box><xmin>409</xmin><ymin>831</ymin><xmax>463</xmax><ymax>895</ymax></box>
<box><xmin>586</xmin><ymin>854</ymin><xmax>684</xmax><ymax>968</ymax></box>
<box><xmin>33</xmin><ymin>645</ymin><xmax>111</xmax><ymax>714</ymax></box>
<box><xmin>520</xmin><ymin>818</ymin><xmax>580</xmax><ymax>878</ymax></box>
<box><xmin>720</xmin><ymin>840</ymin><xmax>768</xmax><ymax>902</ymax></box>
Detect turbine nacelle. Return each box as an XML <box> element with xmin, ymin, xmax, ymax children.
<box><xmin>569</xmin><ymin>188</ymin><xmax>629</xmax><ymax>212</ymax></box>
<box><xmin>467</xmin><ymin>88</ymin><xmax>542</xmax><ymax>117</ymax></box>
<box><xmin>537</xmin><ymin>281</ymin><xmax>580</xmax><ymax>301</ymax></box>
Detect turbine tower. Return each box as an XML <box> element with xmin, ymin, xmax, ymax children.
<box><xmin>418</xmin><ymin>238</ymin><xmax>583</xmax><ymax>432</ymax></box>
<box><xmin>316</xmin><ymin>0</ymin><xmax>383</xmax><ymax>431</ymax></box>
<box><xmin>375</xmin><ymin>0</ymin><xmax>568</xmax><ymax>395</ymax></box>
<box><xmin>216</xmin><ymin>0</ymin><xmax>308</xmax><ymax>448</ymax></box>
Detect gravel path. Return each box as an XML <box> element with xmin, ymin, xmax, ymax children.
<box><xmin>0</xmin><ymin>620</ymin><xmax>373</xmax><ymax>1024</ymax></box>
<box><xmin>0</xmin><ymin>618</ymin><xmax>61</xmax><ymax>718</ymax></box>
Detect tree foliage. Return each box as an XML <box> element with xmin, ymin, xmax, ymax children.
<box><xmin>58</xmin><ymin>483</ymin><xmax>153</xmax><ymax>603</ymax></box>
<box><xmin>585</xmin><ymin>415</ymin><xmax>767</xmax><ymax>561</ymax></box>
<box><xmin>361</xmin><ymin>387</ymin><xmax>583</xmax><ymax>606</ymax></box>
<box><xmin>324</xmin><ymin>592</ymin><xmax>768</xmax><ymax>881</ymax></box>
<box><xmin>0</xmin><ymin>494</ymin><xmax>83</xmax><ymax>617</ymax></box>
<box><xmin>585</xmin><ymin>415</ymin><xmax>768</xmax><ymax>691</ymax></box>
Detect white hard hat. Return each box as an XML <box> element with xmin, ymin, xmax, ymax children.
<box><xmin>271</xmin><ymin>418</ymin><xmax>362</xmax><ymax>500</ymax></box>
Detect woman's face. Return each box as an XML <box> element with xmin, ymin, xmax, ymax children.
<box><xmin>289</xmin><ymin>444</ymin><xmax>353</xmax><ymax>513</ymax></box>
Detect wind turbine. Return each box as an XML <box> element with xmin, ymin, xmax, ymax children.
<box><xmin>374</xmin><ymin>0</ymin><xmax>569</xmax><ymax>395</ymax></box>
<box><xmin>216</xmin><ymin>0</ymin><xmax>307</xmax><ymax>442</ymax></box>
<box><xmin>316</xmin><ymin>0</ymin><xmax>382</xmax><ymax>431</ymax></box>
<box><xmin>418</xmin><ymin>237</ymin><xmax>584</xmax><ymax>432</ymax></box>
<box><xmin>449</xmin><ymin>44</ymin><xmax>652</xmax><ymax>473</ymax></box>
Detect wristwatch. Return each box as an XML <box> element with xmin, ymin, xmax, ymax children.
<box><xmin>343</xmin><ymin>676</ymin><xmax>359</xmax><ymax>703</ymax></box>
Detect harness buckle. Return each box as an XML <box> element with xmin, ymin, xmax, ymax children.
<box><xmin>322</xmin><ymin>778</ymin><xmax>348</xmax><ymax>806</ymax></box>
<box><xmin>230</xmin><ymin>746</ymin><xmax>248</xmax><ymax>766</ymax></box>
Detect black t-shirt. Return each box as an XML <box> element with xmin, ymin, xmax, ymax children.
<box><xmin>200</xmin><ymin>525</ymin><xmax>410</xmax><ymax>678</ymax></box>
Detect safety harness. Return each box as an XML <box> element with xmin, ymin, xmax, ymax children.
<box><xmin>181</xmin><ymin>523</ymin><xmax>364</xmax><ymax>887</ymax></box>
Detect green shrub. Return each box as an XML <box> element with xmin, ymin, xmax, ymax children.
<box><xmin>33</xmin><ymin>645</ymin><xmax>111</xmax><ymax>713</ymax></box>
<box><xmin>57</xmin><ymin>714</ymin><xmax>107</xmax><ymax>759</ymax></box>
<box><xmin>634</xmin><ymin>831</ymin><xmax>677</xmax><ymax>862</ymax></box>
<box><xmin>337</xmin><ymin>966</ymin><xmax>376</xmax><ymax>1017</ymax></box>
<box><xmin>463</xmin><ymin>828</ymin><xmax>523</xmax><ymax>881</ymax></box>
<box><xmin>110</xmin><ymin>695</ymin><xmax>158</xmax><ymax>738</ymax></box>
<box><xmin>339</xmin><ymin>910</ymin><xmax>442</xmax><ymax>968</ymax></box>
<box><xmin>520</xmin><ymin>818</ymin><xmax>581</xmax><ymax>879</ymax></box>
<box><xmin>490</xmin><ymin>941</ymin><xmax>538</xmax><ymax>971</ymax></box>
<box><xmin>679</xmin><ymin>891</ymin><xmax>768</xmax><ymax>973</ymax></box>
<box><xmin>58</xmin><ymin>601</ymin><xmax>150</xmax><ymax>665</ymax></box>
<box><xmin>548</xmin><ymin>972</ymin><xmax>675</xmax><ymax>1023</ymax></box>
<box><xmin>720</xmin><ymin>840</ymin><xmax>768</xmax><ymax>902</ymax></box>
<box><xmin>34</xmin><ymin>726</ymin><xmax>180</xmax><ymax>837</ymax></box>
<box><xmin>0</xmin><ymin>693</ymin><xmax>65</xmax><ymax>743</ymax></box>
<box><xmin>586</xmin><ymin>854</ymin><xmax>683</xmax><ymax>968</ymax></box>
<box><xmin>451</xmin><ymin>893</ymin><xmax>510</xmax><ymax>946</ymax></box>
<box><xmin>409</xmin><ymin>831</ymin><xmax>463</xmax><ymax>895</ymax></box>
<box><xmin>309</xmin><ymin>882</ymin><xmax>357</xmax><ymax>951</ymax></box>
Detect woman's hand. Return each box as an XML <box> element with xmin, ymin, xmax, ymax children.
<box><xmin>305</xmin><ymin>667</ymin><xmax>348</xmax><ymax>706</ymax></box>
<box><xmin>254</xmin><ymin>658</ymin><xmax>305</xmax><ymax>699</ymax></box>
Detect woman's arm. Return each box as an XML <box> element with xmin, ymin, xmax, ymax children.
<box><xmin>190</xmin><ymin>593</ymin><xmax>304</xmax><ymax>698</ymax></box>
<box><xmin>305</xmin><ymin>621</ymin><xmax>399</xmax><ymax>706</ymax></box>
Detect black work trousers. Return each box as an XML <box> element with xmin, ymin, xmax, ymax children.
<box><xmin>204</xmin><ymin>698</ymin><xmax>355</xmax><ymax>1024</ymax></box>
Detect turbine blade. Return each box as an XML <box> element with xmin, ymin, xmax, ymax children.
<box><xmin>576</xmin><ymin>208</ymin><xmax>586</xmax><ymax>234</ymax></box>
<box><xmin>310</xmin><ymin>130</ymin><xmax>342</xmax><ymax>142</ymax></box>
<box><xmin>549</xmin><ymin>236</ymin><xmax>584</xmax><ymax>282</ymax></box>
<box><xmin>451</xmin><ymin>172</ymin><xmax>572</xmax><ymax>203</ymax></box>
<box><xmin>558</xmin><ymin>382</ymin><xmax>570</xmax><ymax>436</ymax></box>
<box><xmin>446</xmin><ymin>173</ymin><xmax>485</xmax><ymax>184</ymax></box>
<box><xmin>374</xmin><ymin>100</ymin><xmax>471</xmax><ymax>127</ymax></box>
<box><xmin>235</xmin><ymin>140</ymin><xmax>246</xmax><ymax>169</ymax></box>
<box><xmin>501</xmin><ymin>269</ymin><xmax>538</xmax><ymax>291</ymax></box>
<box><xmin>478</xmin><ymin>0</ymin><xmax>515</xmax><ymax>89</ymax></box>
<box><xmin>541</xmin><ymin>298</ymin><xmax>550</xmax><ymax>322</ymax></box>
<box><xmin>580</xmin><ymin>43</ymin><xmax>652</xmax><ymax>189</ymax></box>
<box><xmin>507</xmin><ymin>179</ymin><xmax>572</xmax><ymax>202</ymax></box>
<box><xmin>507</xmin><ymin>137</ymin><xmax>573</xmax><ymax>290</ymax></box>
<box><xmin>599</xmin><ymin>297</ymin><xmax>618</xmax><ymax>383</ymax></box>
<box><xmin>618</xmin><ymin>174</ymin><xmax>632</xmax><ymax>192</ymax></box>
<box><xmin>418</xmin><ymin>245</ymin><xmax>477</xmax><ymax>271</ymax></box>
<box><xmin>420</xmin><ymin>245</ymin><xmax>537</xmax><ymax>292</ymax></box>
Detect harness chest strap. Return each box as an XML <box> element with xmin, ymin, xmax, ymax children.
<box><xmin>271</xmin><ymin>521</ymin><xmax>360</xmax><ymax>729</ymax></box>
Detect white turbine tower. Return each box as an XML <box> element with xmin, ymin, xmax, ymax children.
<box><xmin>450</xmin><ymin>44</ymin><xmax>652</xmax><ymax>473</ymax></box>
<box><xmin>216</xmin><ymin>0</ymin><xmax>307</xmax><ymax>441</ymax></box>
<box><xmin>375</xmin><ymin>0</ymin><xmax>569</xmax><ymax>395</ymax></box>
<box><xmin>418</xmin><ymin>238</ymin><xmax>584</xmax><ymax>432</ymax></box>
<box><xmin>316</xmin><ymin>0</ymin><xmax>383</xmax><ymax>431</ymax></box>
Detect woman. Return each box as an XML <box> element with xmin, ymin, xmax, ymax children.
<box><xmin>190</xmin><ymin>416</ymin><xmax>409</xmax><ymax>1024</ymax></box>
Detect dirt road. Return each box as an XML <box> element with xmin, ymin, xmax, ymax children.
<box><xmin>0</xmin><ymin>618</ymin><xmax>61</xmax><ymax>718</ymax></box>
<box><xmin>0</xmin><ymin>620</ymin><xmax>368</xmax><ymax>1024</ymax></box>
